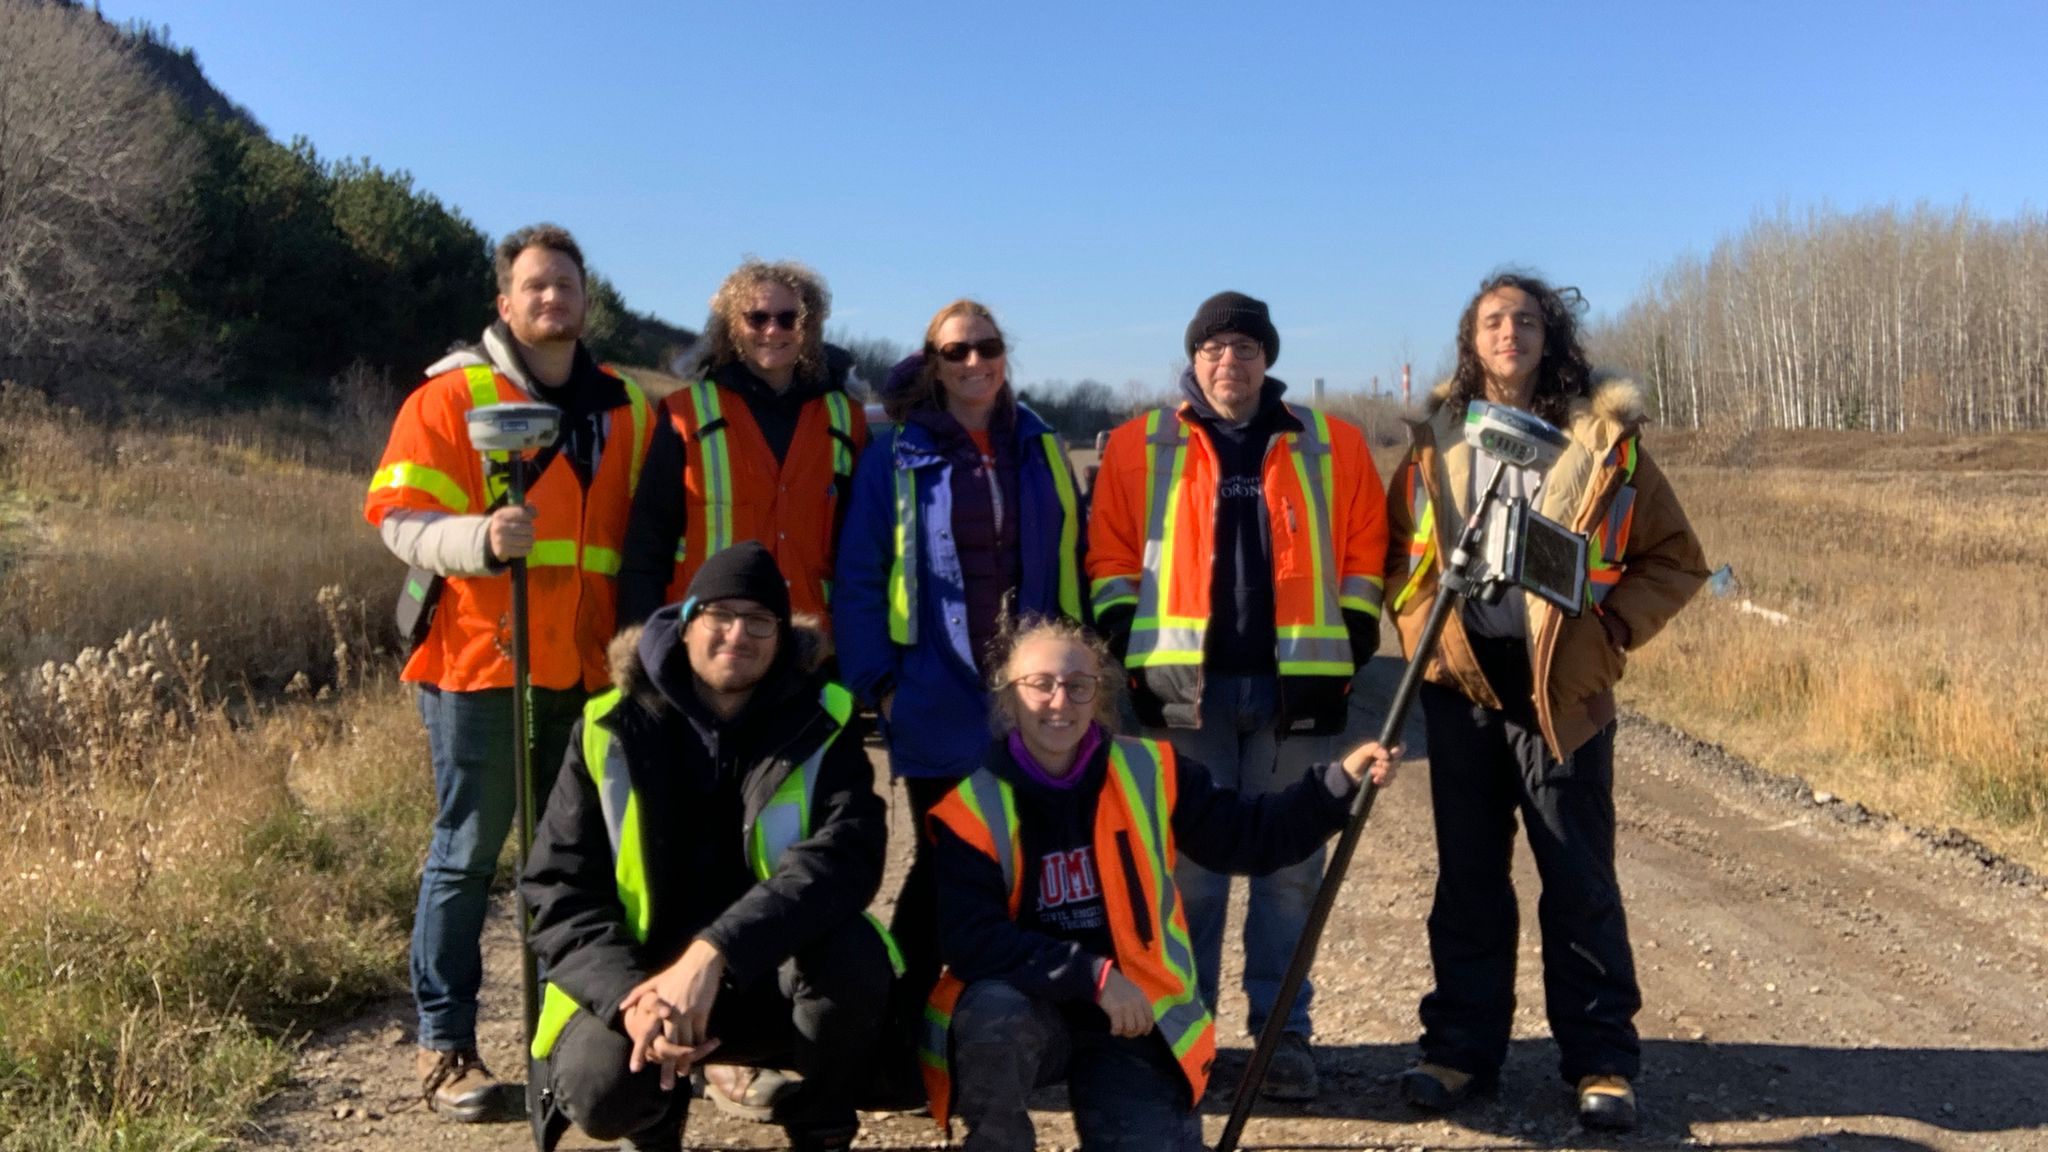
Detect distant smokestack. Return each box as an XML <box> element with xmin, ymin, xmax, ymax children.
<box><xmin>1401</xmin><ymin>362</ymin><xmax>1411</xmax><ymax>404</ymax></box>
<box><xmin>1312</xmin><ymin>377</ymin><xmax>1324</xmax><ymax>403</ymax></box>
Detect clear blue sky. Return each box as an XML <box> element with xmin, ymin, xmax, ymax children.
<box><xmin>100</xmin><ymin>0</ymin><xmax>2046</xmax><ymax>396</ymax></box>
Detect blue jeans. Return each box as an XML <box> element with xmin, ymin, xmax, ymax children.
<box><xmin>948</xmin><ymin>980</ymin><xmax>1202</xmax><ymax>1152</ymax></box>
<box><xmin>412</xmin><ymin>684</ymin><xmax>583</xmax><ymax>1051</ymax></box>
<box><xmin>1159</xmin><ymin>674</ymin><xmax>1331</xmax><ymax>1038</ymax></box>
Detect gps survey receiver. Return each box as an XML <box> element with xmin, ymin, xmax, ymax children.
<box><xmin>1462</xmin><ymin>400</ymin><xmax>1586</xmax><ymax>617</ymax></box>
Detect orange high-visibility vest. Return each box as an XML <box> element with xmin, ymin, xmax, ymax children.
<box><xmin>658</xmin><ymin>380</ymin><xmax>865</xmax><ymax>621</ymax></box>
<box><xmin>916</xmin><ymin>737</ymin><xmax>1214</xmax><ymax>1132</ymax></box>
<box><xmin>1086</xmin><ymin>403</ymin><xmax>1386</xmax><ymax>703</ymax></box>
<box><xmin>365</xmin><ymin>362</ymin><xmax>653</xmax><ymax>692</ymax></box>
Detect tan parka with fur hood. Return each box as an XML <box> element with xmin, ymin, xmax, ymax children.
<box><xmin>1383</xmin><ymin>378</ymin><xmax>1708</xmax><ymax>760</ymax></box>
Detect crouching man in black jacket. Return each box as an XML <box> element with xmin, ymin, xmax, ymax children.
<box><xmin>522</xmin><ymin>540</ymin><xmax>893</xmax><ymax>1152</ymax></box>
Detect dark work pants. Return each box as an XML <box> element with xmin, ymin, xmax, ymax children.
<box><xmin>949</xmin><ymin>979</ymin><xmax>1202</xmax><ymax>1152</ymax></box>
<box><xmin>1416</xmin><ymin>634</ymin><xmax>1641</xmax><ymax>1084</ymax></box>
<box><xmin>547</xmin><ymin>914</ymin><xmax>893</xmax><ymax>1146</ymax></box>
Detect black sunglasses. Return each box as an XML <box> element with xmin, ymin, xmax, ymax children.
<box><xmin>936</xmin><ymin>337</ymin><xmax>1006</xmax><ymax>363</ymax></box>
<box><xmin>743</xmin><ymin>309</ymin><xmax>800</xmax><ymax>332</ymax></box>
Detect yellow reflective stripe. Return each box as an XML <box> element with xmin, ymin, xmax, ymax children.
<box><xmin>825</xmin><ymin>392</ymin><xmax>854</xmax><ymax>476</ymax></box>
<box><xmin>1130</xmin><ymin>410</ymin><xmax>1198</xmax><ymax>668</ymax></box>
<box><xmin>1107</xmin><ymin>738</ymin><xmax>1209</xmax><ymax>1048</ymax></box>
<box><xmin>370</xmin><ymin>462</ymin><xmax>471</xmax><ymax>514</ymax></box>
<box><xmin>582</xmin><ymin>546</ymin><xmax>622</xmax><ymax>576</ymax></box>
<box><xmin>619</xmin><ymin>374</ymin><xmax>650</xmax><ymax>493</ymax></box>
<box><xmin>1340</xmin><ymin>574</ymin><xmax>1385</xmax><ymax>617</ymax></box>
<box><xmin>1041</xmin><ymin>432</ymin><xmax>1084</xmax><ymax>621</ymax></box>
<box><xmin>465</xmin><ymin>366</ymin><xmax>512</xmax><ymax>504</ymax></box>
<box><xmin>690</xmin><ymin>383</ymin><xmax>732</xmax><ymax>554</ymax></box>
<box><xmin>1091</xmin><ymin>574</ymin><xmax>1140</xmax><ymax>613</ymax></box>
<box><xmin>527</xmin><ymin>539</ymin><xmax>578</xmax><ymax>567</ymax></box>
<box><xmin>888</xmin><ymin>438</ymin><xmax>919</xmax><ymax>645</ymax></box>
<box><xmin>531</xmin><ymin>982</ymin><xmax>579</xmax><ymax>1060</ymax></box>
<box><xmin>1392</xmin><ymin>467</ymin><xmax>1436</xmax><ymax>614</ymax></box>
<box><xmin>866</xmin><ymin>911</ymin><xmax>906</xmax><ymax>977</ymax></box>
<box><xmin>465</xmin><ymin>364</ymin><xmax>500</xmax><ymax>408</ymax></box>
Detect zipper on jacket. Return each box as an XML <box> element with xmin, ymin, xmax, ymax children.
<box><xmin>1114</xmin><ymin>831</ymin><xmax>1154</xmax><ymax>947</ymax></box>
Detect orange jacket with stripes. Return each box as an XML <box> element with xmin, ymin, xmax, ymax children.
<box><xmin>1086</xmin><ymin>400</ymin><xmax>1388</xmax><ymax>730</ymax></box>
<box><xmin>644</xmin><ymin>378</ymin><xmax>865</xmax><ymax>623</ymax></box>
<box><xmin>364</xmin><ymin>358</ymin><xmax>653</xmax><ymax>693</ymax></box>
<box><xmin>1383</xmin><ymin>378</ymin><xmax>1707</xmax><ymax>758</ymax></box>
<box><xmin>917</xmin><ymin>736</ymin><xmax>1214</xmax><ymax>1132</ymax></box>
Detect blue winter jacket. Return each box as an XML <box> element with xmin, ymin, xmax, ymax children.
<box><xmin>834</xmin><ymin>403</ymin><xmax>1087</xmax><ymax>779</ymax></box>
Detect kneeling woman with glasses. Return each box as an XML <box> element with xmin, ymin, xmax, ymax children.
<box><xmin>913</xmin><ymin>615</ymin><xmax>1397</xmax><ymax>1151</ymax></box>
<box><xmin>835</xmin><ymin>300</ymin><xmax>1088</xmax><ymax>1054</ymax></box>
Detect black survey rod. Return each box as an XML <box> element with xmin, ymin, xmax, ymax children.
<box><xmin>1215</xmin><ymin>460</ymin><xmax>1506</xmax><ymax>1152</ymax></box>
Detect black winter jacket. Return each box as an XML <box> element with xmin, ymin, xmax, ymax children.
<box><xmin>520</xmin><ymin>603</ymin><xmax>886</xmax><ymax>1025</ymax></box>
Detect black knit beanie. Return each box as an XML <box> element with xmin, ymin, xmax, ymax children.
<box><xmin>679</xmin><ymin>540</ymin><xmax>790</xmax><ymax>627</ymax></box>
<box><xmin>1184</xmin><ymin>291</ymin><xmax>1279</xmax><ymax>366</ymax></box>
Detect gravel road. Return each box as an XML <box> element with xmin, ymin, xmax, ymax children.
<box><xmin>249</xmin><ymin>655</ymin><xmax>2048</xmax><ymax>1150</ymax></box>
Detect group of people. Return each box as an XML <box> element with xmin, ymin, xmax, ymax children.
<box><xmin>365</xmin><ymin>223</ymin><xmax>1708</xmax><ymax>1152</ymax></box>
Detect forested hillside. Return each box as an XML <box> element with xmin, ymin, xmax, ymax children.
<box><xmin>0</xmin><ymin>0</ymin><xmax>692</xmax><ymax>412</ymax></box>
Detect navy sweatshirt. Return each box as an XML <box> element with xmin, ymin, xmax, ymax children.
<box><xmin>930</xmin><ymin>732</ymin><xmax>1352</xmax><ymax>1020</ymax></box>
<box><xmin>1178</xmin><ymin>372</ymin><xmax>1300</xmax><ymax>675</ymax></box>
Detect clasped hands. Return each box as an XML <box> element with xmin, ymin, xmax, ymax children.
<box><xmin>620</xmin><ymin>938</ymin><xmax>726</xmax><ymax>1091</ymax></box>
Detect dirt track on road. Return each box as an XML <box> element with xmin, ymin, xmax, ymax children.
<box><xmin>249</xmin><ymin>655</ymin><xmax>2048</xmax><ymax>1150</ymax></box>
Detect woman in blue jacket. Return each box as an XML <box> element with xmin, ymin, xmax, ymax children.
<box><xmin>835</xmin><ymin>298</ymin><xmax>1088</xmax><ymax>1049</ymax></box>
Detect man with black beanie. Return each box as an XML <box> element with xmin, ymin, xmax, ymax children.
<box><xmin>522</xmin><ymin>541</ymin><xmax>893</xmax><ymax>1152</ymax></box>
<box><xmin>1086</xmin><ymin>291</ymin><xmax>1389</xmax><ymax>1100</ymax></box>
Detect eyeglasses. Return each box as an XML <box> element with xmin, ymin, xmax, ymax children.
<box><xmin>696</xmin><ymin>605</ymin><xmax>780</xmax><ymax>639</ymax></box>
<box><xmin>937</xmin><ymin>338</ymin><xmax>1006</xmax><ymax>363</ymax></box>
<box><xmin>1007</xmin><ymin>673</ymin><xmax>1100</xmax><ymax>704</ymax></box>
<box><xmin>1195</xmin><ymin>338</ymin><xmax>1263</xmax><ymax>362</ymax></box>
<box><xmin>742</xmin><ymin>309</ymin><xmax>800</xmax><ymax>332</ymax></box>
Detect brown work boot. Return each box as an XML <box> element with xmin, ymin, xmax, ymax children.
<box><xmin>1577</xmin><ymin>1073</ymin><xmax>1637</xmax><ymax>1131</ymax></box>
<box><xmin>416</xmin><ymin>1046</ymin><xmax>501</xmax><ymax>1122</ymax></box>
<box><xmin>1398</xmin><ymin>1061</ymin><xmax>1497</xmax><ymax>1111</ymax></box>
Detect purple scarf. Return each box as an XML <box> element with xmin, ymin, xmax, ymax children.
<box><xmin>1007</xmin><ymin>723</ymin><xmax>1105</xmax><ymax>790</ymax></box>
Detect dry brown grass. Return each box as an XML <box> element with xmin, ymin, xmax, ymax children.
<box><xmin>0</xmin><ymin>387</ymin><xmax>430</xmax><ymax>1149</ymax></box>
<box><xmin>0</xmin><ymin>384</ymin><xmax>397</xmax><ymax>687</ymax></box>
<box><xmin>1623</xmin><ymin>431</ymin><xmax>2048</xmax><ymax>866</ymax></box>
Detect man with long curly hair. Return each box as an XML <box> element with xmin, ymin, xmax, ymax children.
<box><xmin>1385</xmin><ymin>272</ymin><xmax>1707</xmax><ymax>1130</ymax></box>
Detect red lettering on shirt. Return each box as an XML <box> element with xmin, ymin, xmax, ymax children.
<box><xmin>1038</xmin><ymin>846</ymin><xmax>1101</xmax><ymax>908</ymax></box>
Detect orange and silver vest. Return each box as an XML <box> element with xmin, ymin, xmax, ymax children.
<box><xmin>1089</xmin><ymin>405</ymin><xmax>1382</xmax><ymax>702</ymax></box>
<box><xmin>365</xmin><ymin>360</ymin><xmax>653</xmax><ymax>692</ymax></box>
<box><xmin>917</xmin><ymin>737</ymin><xmax>1214</xmax><ymax>1131</ymax></box>
<box><xmin>660</xmin><ymin>380</ymin><xmax>864</xmax><ymax>621</ymax></box>
<box><xmin>529</xmin><ymin>680</ymin><xmax>899</xmax><ymax>1060</ymax></box>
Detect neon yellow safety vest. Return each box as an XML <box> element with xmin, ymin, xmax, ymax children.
<box><xmin>529</xmin><ymin>680</ymin><xmax>900</xmax><ymax>1060</ymax></box>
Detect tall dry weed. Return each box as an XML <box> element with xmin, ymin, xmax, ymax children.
<box><xmin>0</xmin><ymin>382</ymin><xmax>435</xmax><ymax>1148</ymax></box>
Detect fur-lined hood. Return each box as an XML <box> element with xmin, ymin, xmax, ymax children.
<box><xmin>1419</xmin><ymin>376</ymin><xmax>1648</xmax><ymax>451</ymax></box>
<box><xmin>605</xmin><ymin>606</ymin><xmax>834</xmax><ymax>715</ymax></box>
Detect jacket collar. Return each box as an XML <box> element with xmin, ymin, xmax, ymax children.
<box><xmin>480</xmin><ymin>322</ymin><xmax>624</xmax><ymax>414</ymax></box>
<box><xmin>894</xmin><ymin>399</ymin><xmax>1055</xmax><ymax>466</ymax></box>
<box><xmin>1176</xmin><ymin>368</ymin><xmax>1300</xmax><ymax>435</ymax></box>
